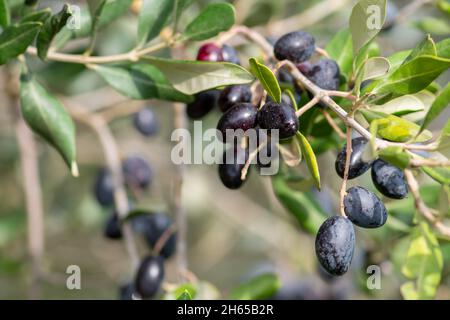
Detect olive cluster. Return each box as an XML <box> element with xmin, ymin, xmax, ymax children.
<box><xmin>316</xmin><ymin>138</ymin><xmax>409</xmax><ymax>276</ymax></box>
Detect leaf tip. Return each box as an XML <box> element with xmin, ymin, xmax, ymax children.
<box><xmin>71</xmin><ymin>161</ymin><xmax>79</xmax><ymax>177</ymax></box>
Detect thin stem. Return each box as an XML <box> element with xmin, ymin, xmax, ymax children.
<box><xmin>410</xmin><ymin>158</ymin><xmax>450</xmax><ymax>168</ymax></box>
<box><xmin>172</xmin><ymin>103</ymin><xmax>188</xmax><ymax>281</ymax></box>
<box><xmin>241</xmin><ymin>140</ymin><xmax>268</xmax><ymax>180</ymax></box>
<box><xmin>153</xmin><ymin>224</ymin><xmax>177</xmax><ymax>256</ymax></box>
<box><xmin>339</xmin><ymin>126</ymin><xmax>353</xmax><ymax>217</ymax></box>
<box><xmin>217</xmin><ymin>25</ymin><xmax>273</xmax><ymax>58</ymax></box>
<box><xmin>315</xmin><ymin>47</ymin><xmax>330</xmax><ymax>58</ymax></box>
<box><xmin>321</xmin><ymin>110</ymin><xmax>346</xmax><ymax>139</ymax></box>
<box><xmin>327</xmin><ymin>90</ymin><xmax>357</xmax><ymax>101</ymax></box>
<box><xmin>295</xmin><ymin>96</ymin><xmax>319</xmax><ymax>118</ymax></box>
<box><xmin>404</xmin><ymin>170</ymin><xmax>450</xmax><ymax>238</ymax></box>
<box><xmin>26</xmin><ymin>41</ymin><xmax>168</xmax><ymax>64</ymax></box>
<box><xmin>67</xmin><ymin>103</ymin><xmax>140</xmax><ymax>271</ymax></box>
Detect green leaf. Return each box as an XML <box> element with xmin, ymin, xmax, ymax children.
<box><xmin>436</xmin><ymin>38</ymin><xmax>450</xmax><ymax>58</ymax></box>
<box><xmin>325</xmin><ymin>28</ymin><xmax>354</xmax><ymax>77</ymax></box>
<box><xmin>296</xmin><ymin>132</ymin><xmax>321</xmax><ymax>190</ymax></box>
<box><xmin>374</xmin><ymin>115</ymin><xmax>433</xmax><ymax>143</ymax></box>
<box><xmin>401</xmin><ymin>223</ymin><xmax>443</xmax><ymax>300</ymax></box>
<box><xmin>349</xmin><ymin>0</ymin><xmax>387</xmax><ymax>55</ymax></box>
<box><xmin>177</xmin><ymin>290</ymin><xmax>193</xmax><ymax>300</ymax></box>
<box><xmin>284</xmin><ymin>89</ymin><xmax>298</xmax><ymax>111</ymax></box>
<box><xmin>420</xmin><ymin>83</ymin><xmax>450</xmax><ymax>133</ymax></box>
<box><xmin>137</xmin><ymin>0</ymin><xmax>174</xmax><ymax>46</ymax></box>
<box><xmin>437</xmin><ymin>0</ymin><xmax>450</xmax><ymax>16</ymax></box>
<box><xmin>91</xmin><ymin>63</ymin><xmax>193</xmax><ymax>103</ymax></box>
<box><xmin>249</xmin><ymin>58</ymin><xmax>281</xmax><ymax>103</ymax></box>
<box><xmin>95</xmin><ymin>0</ymin><xmax>132</xmax><ymax>28</ymax></box>
<box><xmin>403</xmin><ymin>35</ymin><xmax>437</xmax><ymax>65</ymax></box>
<box><xmin>0</xmin><ymin>0</ymin><xmax>10</xmax><ymax>28</ymax></box>
<box><xmin>183</xmin><ymin>2</ymin><xmax>235</xmax><ymax>41</ymax></box>
<box><xmin>372</xmin><ymin>55</ymin><xmax>450</xmax><ymax>95</ymax></box>
<box><xmin>422</xmin><ymin>167</ymin><xmax>450</xmax><ymax>185</ymax></box>
<box><xmin>413</xmin><ymin>17</ymin><xmax>450</xmax><ymax>36</ymax></box>
<box><xmin>438</xmin><ymin>119</ymin><xmax>450</xmax><ymax>151</ymax></box>
<box><xmin>37</xmin><ymin>4</ymin><xmax>72</xmax><ymax>60</ymax></box>
<box><xmin>20</xmin><ymin>72</ymin><xmax>78</xmax><ymax>176</ymax></box>
<box><xmin>272</xmin><ymin>173</ymin><xmax>327</xmax><ymax>234</ymax></box>
<box><xmin>21</xmin><ymin>8</ymin><xmax>52</xmax><ymax>23</ymax></box>
<box><xmin>354</xmin><ymin>56</ymin><xmax>390</xmax><ymax>95</ymax></box>
<box><xmin>229</xmin><ymin>273</ymin><xmax>280</xmax><ymax>300</ymax></box>
<box><xmin>143</xmin><ymin>57</ymin><xmax>254</xmax><ymax>95</ymax></box>
<box><xmin>370</xmin><ymin>94</ymin><xmax>425</xmax><ymax>116</ymax></box>
<box><xmin>378</xmin><ymin>146</ymin><xmax>411</xmax><ymax>169</ymax></box>
<box><xmin>0</xmin><ymin>22</ymin><xmax>42</xmax><ymax>65</ymax></box>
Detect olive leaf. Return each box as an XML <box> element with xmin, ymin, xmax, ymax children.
<box><xmin>0</xmin><ymin>0</ymin><xmax>10</xmax><ymax>28</ymax></box>
<box><xmin>91</xmin><ymin>63</ymin><xmax>193</xmax><ymax>103</ymax></box>
<box><xmin>272</xmin><ymin>173</ymin><xmax>328</xmax><ymax>234</ymax></box>
<box><xmin>401</xmin><ymin>223</ymin><xmax>443</xmax><ymax>300</ymax></box>
<box><xmin>173</xmin><ymin>0</ymin><xmax>194</xmax><ymax>30</ymax></box>
<box><xmin>183</xmin><ymin>2</ymin><xmax>235</xmax><ymax>41</ymax></box>
<box><xmin>437</xmin><ymin>119</ymin><xmax>450</xmax><ymax>151</ymax></box>
<box><xmin>37</xmin><ymin>4</ymin><xmax>72</xmax><ymax>60</ymax></box>
<box><xmin>354</xmin><ymin>56</ymin><xmax>390</xmax><ymax>95</ymax></box>
<box><xmin>20</xmin><ymin>72</ymin><xmax>78</xmax><ymax>176</ymax></box>
<box><xmin>296</xmin><ymin>132</ymin><xmax>321</xmax><ymax>190</ymax></box>
<box><xmin>370</xmin><ymin>94</ymin><xmax>426</xmax><ymax>116</ymax></box>
<box><xmin>403</xmin><ymin>35</ymin><xmax>437</xmax><ymax>65</ymax></box>
<box><xmin>229</xmin><ymin>273</ymin><xmax>280</xmax><ymax>300</ymax></box>
<box><xmin>177</xmin><ymin>290</ymin><xmax>193</xmax><ymax>300</ymax></box>
<box><xmin>422</xmin><ymin>167</ymin><xmax>450</xmax><ymax>185</ymax></box>
<box><xmin>378</xmin><ymin>146</ymin><xmax>411</xmax><ymax>169</ymax></box>
<box><xmin>349</xmin><ymin>0</ymin><xmax>387</xmax><ymax>55</ymax></box>
<box><xmin>325</xmin><ymin>28</ymin><xmax>353</xmax><ymax>77</ymax></box>
<box><xmin>436</xmin><ymin>38</ymin><xmax>450</xmax><ymax>58</ymax></box>
<box><xmin>143</xmin><ymin>57</ymin><xmax>254</xmax><ymax>95</ymax></box>
<box><xmin>372</xmin><ymin>55</ymin><xmax>450</xmax><ymax>95</ymax></box>
<box><xmin>21</xmin><ymin>8</ymin><xmax>52</xmax><ymax>23</ymax></box>
<box><xmin>137</xmin><ymin>0</ymin><xmax>174</xmax><ymax>46</ymax></box>
<box><xmin>375</xmin><ymin>115</ymin><xmax>433</xmax><ymax>143</ymax></box>
<box><xmin>419</xmin><ymin>82</ymin><xmax>450</xmax><ymax>133</ymax></box>
<box><xmin>414</xmin><ymin>17</ymin><xmax>450</xmax><ymax>36</ymax></box>
<box><xmin>249</xmin><ymin>58</ymin><xmax>281</xmax><ymax>103</ymax></box>
<box><xmin>0</xmin><ymin>22</ymin><xmax>42</xmax><ymax>65</ymax></box>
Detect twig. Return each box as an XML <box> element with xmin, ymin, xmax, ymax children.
<box><xmin>295</xmin><ymin>96</ymin><xmax>319</xmax><ymax>117</ymax></box>
<box><xmin>339</xmin><ymin>126</ymin><xmax>353</xmax><ymax>217</ymax></box>
<box><xmin>172</xmin><ymin>103</ymin><xmax>188</xmax><ymax>281</ymax></box>
<box><xmin>241</xmin><ymin>140</ymin><xmax>268</xmax><ymax>180</ymax></box>
<box><xmin>26</xmin><ymin>40</ymin><xmax>168</xmax><ymax>64</ymax></box>
<box><xmin>409</xmin><ymin>158</ymin><xmax>450</xmax><ymax>168</ymax></box>
<box><xmin>321</xmin><ymin>109</ymin><xmax>346</xmax><ymax>139</ymax></box>
<box><xmin>67</xmin><ymin>103</ymin><xmax>140</xmax><ymax>271</ymax></box>
<box><xmin>153</xmin><ymin>224</ymin><xmax>177</xmax><ymax>256</ymax></box>
<box><xmin>16</xmin><ymin>117</ymin><xmax>45</xmax><ymax>299</ymax></box>
<box><xmin>315</xmin><ymin>47</ymin><xmax>330</xmax><ymax>58</ymax></box>
<box><xmin>404</xmin><ymin>170</ymin><xmax>450</xmax><ymax>238</ymax></box>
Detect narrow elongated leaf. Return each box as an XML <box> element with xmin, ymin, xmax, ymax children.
<box><xmin>138</xmin><ymin>0</ymin><xmax>174</xmax><ymax>46</ymax></box>
<box><xmin>414</xmin><ymin>17</ymin><xmax>450</xmax><ymax>36</ymax></box>
<box><xmin>436</xmin><ymin>38</ymin><xmax>450</xmax><ymax>59</ymax></box>
<box><xmin>177</xmin><ymin>290</ymin><xmax>192</xmax><ymax>300</ymax></box>
<box><xmin>375</xmin><ymin>115</ymin><xmax>433</xmax><ymax>143</ymax></box>
<box><xmin>272</xmin><ymin>174</ymin><xmax>327</xmax><ymax>234</ymax></box>
<box><xmin>379</xmin><ymin>146</ymin><xmax>411</xmax><ymax>169</ymax></box>
<box><xmin>91</xmin><ymin>63</ymin><xmax>193</xmax><ymax>103</ymax></box>
<box><xmin>20</xmin><ymin>73</ymin><xmax>77</xmax><ymax>176</ymax></box>
<box><xmin>174</xmin><ymin>0</ymin><xmax>194</xmax><ymax>30</ymax></box>
<box><xmin>401</xmin><ymin>223</ymin><xmax>443</xmax><ymax>300</ymax></box>
<box><xmin>0</xmin><ymin>22</ymin><xmax>42</xmax><ymax>65</ymax></box>
<box><xmin>183</xmin><ymin>2</ymin><xmax>235</xmax><ymax>41</ymax></box>
<box><xmin>372</xmin><ymin>55</ymin><xmax>450</xmax><ymax>95</ymax></box>
<box><xmin>94</xmin><ymin>0</ymin><xmax>132</xmax><ymax>27</ymax></box>
<box><xmin>325</xmin><ymin>28</ymin><xmax>353</xmax><ymax>77</ymax></box>
<box><xmin>21</xmin><ymin>8</ymin><xmax>52</xmax><ymax>23</ymax></box>
<box><xmin>229</xmin><ymin>274</ymin><xmax>280</xmax><ymax>300</ymax></box>
<box><xmin>0</xmin><ymin>0</ymin><xmax>10</xmax><ymax>28</ymax></box>
<box><xmin>37</xmin><ymin>4</ymin><xmax>72</xmax><ymax>60</ymax></box>
<box><xmin>144</xmin><ymin>57</ymin><xmax>254</xmax><ymax>95</ymax></box>
<box><xmin>404</xmin><ymin>35</ymin><xmax>437</xmax><ymax>65</ymax></box>
<box><xmin>349</xmin><ymin>0</ymin><xmax>387</xmax><ymax>55</ymax></box>
<box><xmin>370</xmin><ymin>94</ymin><xmax>425</xmax><ymax>115</ymax></box>
<box><xmin>420</xmin><ymin>83</ymin><xmax>450</xmax><ymax>132</ymax></box>
<box><xmin>422</xmin><ymin>167</ymin><xmax>450</xmax><ymax>185</ymax></box>
<box><xmin>249</xmin><ymin>58</ymin><xmax>281</xmax><ymax>103</ymax></box>
<box><xmin>296</xmin><ymin>133</ymin><xmax>320</xmax><ymax>190</ymax></box>
<box><xmin>361</xmin><ymin>57</ymin><xmax>390</xmax><ymax>81</ymax></box>
<box><xmin>438</xmin><ymin>120</ymin><xmax>450</xmax><ymax>151</ymax></box>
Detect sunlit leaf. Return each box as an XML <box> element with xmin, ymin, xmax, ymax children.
<box><xmin>249</xmin><ymin>58</ymin><xmax>281</xmax><ymax>103</ymax></box>
<box><xmin>229</xmin><ymin>273</ymin><xmax>280</xmax><ymax>300</ymax></box>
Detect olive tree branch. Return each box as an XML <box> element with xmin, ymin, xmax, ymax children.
<box><xmin>339</xmin><ymin>126</ymin><xmax>353</xmax><ymax>217</ymax></box>
<box><xmin>66</xmin><ymin>102</ymin><xmax>140</xmax><ymax>271</ymax></box>
<box><xmin>404</xmin><ymin>169</ymin><xmax>450</xmax><ymax>238</ymax></box>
